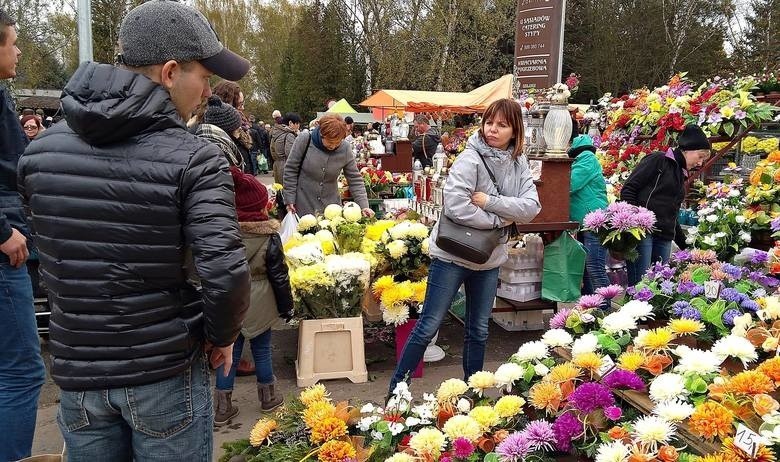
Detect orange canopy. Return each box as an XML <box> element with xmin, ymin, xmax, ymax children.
<box><xmin>359</xmin><ymin>74</ymin><xmax>513</xmax><ymax>115</ymax></box>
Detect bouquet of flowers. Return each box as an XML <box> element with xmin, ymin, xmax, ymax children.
<box><xmin>288</xmin><ymin>252</ymin><xmax>371</xmax><ymax>319</ymax></box>
<box><xmin>374</xmin><ymin>221</ymin><xmax>431</xmax><ymax>279</ymax></box>
<box><xmin>582</xmin><ymin>202</ymin><xmax>656</xmax><ymax>261</ymax></box>
<box><xmin>288</xmin><ymin>202</ymin><xmax>369</xmax><ymax>255</ymax></box>
<box><xmin>371</xmin><ymin>276</ymin><xmax>426</xmax><ymax>326</ymax></box>
<box><xmin>746</xmin><ymin>150</ymin><xmax>780</xmax><ymax>211</ymax></box>
<box><xmin>741</xmin><ymin>136</ymin><xmax>780</xmax><ymax>156</ymax></box>
<box><xmin>547</xmin><ymin>82</ymin><xmax>571</xmax><ymax>104</ymax></box>
<box><xmin>360</xmin><ymin>161</ymin><xmax>394</xmax><ymax>199</ymax></box>
<box><xmin>688</xmin><ymin>178</ymin><xmax>754</xmax><ymax>261</ymax></box>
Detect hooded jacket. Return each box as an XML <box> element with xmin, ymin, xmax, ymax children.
<box><xmin>270</xmin><ymin>124</ymin><xmax>297</xmax><ymax>161</ymax></box>
<box><xmin>568</xmin><ymin>135</ymin><xmax>608</xmax><ymax>223</ymax></box>
<box><xmin>17</xmin><ymin>62</ymin><xmax>250</xmax><ymax>391</ymax></box>
<box><xmin>429</xmin><ymin>132</ymin><xmax>541</xmax><ymax>270</ymax></box>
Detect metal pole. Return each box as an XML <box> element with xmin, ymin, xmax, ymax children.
<box><xmin>77</xmin><ymin>0</ymin><xmax>93</xmax><ymax>63</ymax></box>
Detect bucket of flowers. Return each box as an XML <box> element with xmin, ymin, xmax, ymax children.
<box><xmin>582</xmin><ymin>202</ymin><xmax>656</xmax><ymax>261</ymax></box>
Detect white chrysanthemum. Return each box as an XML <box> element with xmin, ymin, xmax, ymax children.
<box><xmin>284</xmin><ymin>241</ymin><xmax>324</xmax><ymax>267</ymax></box>
<box><xmin>674</xmin><ymin>347</ymin><xmax>722</xmax><ymax>375</ymax></box>
<box><xmin>323</xmin><ymin>204</ymin><xmax>343</xmax><ymax>220</ymax></box>
<box><xmin>494</xmin><ymin>363</ymin><xmax>524</xmax><ymax>390</ymax></box>
<box><xmin>297</xmin><ymin>214</ymin><xmax>318</xmax><ymax>231</ymax></box>
<box><xmin>631</xmin><ymin>415</ymin><xmax>675</xmax><ymax>448</ymax></box>
<box><xmin>384</xmin><ymin>455</ymin><xmax>414</xmax><ymax>462</ymax></box>
<box><xmin>571</xmin><ymin>333</ymin><xmax>599</xmax><ymax>356</ymax></box>
<box><xmin>648</xmin><ymin>373</ymin><xmax>688</xmax><ymax>403</ymax></box>
<box><xmin>534</xmin><ymin>363</ymin><xmax>550</xmax><ymax>376</ymax></box>
<box><xmin>342</xmin><ymin>202</ymin><xmax>362</xmax><ymax>222</ymax></box>
<box><xmin>389</xmin><ymin>221</ymin><xmax>412</xmax><ymax>240</ymax></box>
<box><xmin>712</xmin><ymin>335</ymin><xmax>758</xmax><ymax>366</ymax></box>
<box><xmin>421</xmin><ymin>238</ymin><xmax>430</xmax><ymax>255</ymax></box>
<box><xmin>620</xmin><ymin>299</ymin><xmax>655</xmax><ymax>321</ymax></box>
<box><xmin>408</xmin><ymin>222</ymin><xmax>430</xmax><ymax>240</ymax></box>
<box><xmin>382</xmin><ymin>303</ymin><xmax>410</xmax><ymax>326</ymax></box>
<box><xmin>386</xmin><ymin>240</ymin><xmax>408</xmax><ymax>258</ymax></box>
<box><xmin>408</xmin><ymin>427</ymin><xmax>446</xmax><ymax>456</ymax></box>
<box><xmin>594</xmin><ymin>440</ymin><xmax>630</xmax><ymax>462</ymax></box>
<box><xmin>315</xmin><ymin>229</ymin><xmax>334</xmax><ymax>243</ymax></box>
<box><xmin>653</xmin><ymin>399</ymin><xmax>694</xmax><ymax>422</ymax></box>
<box><xmin>601</xmin><ymin>311</ymin><xmax>638</xmax><ymax>335</ymax></box>
<box><xmin>541</xmin><ymin>329</ymin><xmax>573</xmax><ymax>347</ymax></box>
<box><xmin>514</xmin><ymin>341</ymin><xmax>549</xmax><ymax>362</ymax></box>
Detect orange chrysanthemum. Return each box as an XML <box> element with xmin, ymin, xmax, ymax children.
<box><xmin>689</xmin><ymin>401</ymin><xmax>734</xmax><ymax>440</ymax></box>
<box><xmin>721</xmin><ymin>437</ymin><xmax>777</xmax><ymax>462</ymax></box>
<box><xmin>573</xmin><ymin>352</ymin><xmax>603</xmax><ymax>373</ymax></box>
<box><xmin>547</xmin><ymin>362</ymin><xmax>582</xmax><ymax>384</ymax></box>
<box><xmin>529</xmin><ymin>381</ymin><xmax>562</xmax><ymax>413</ymax></box>
<box><xmin>724</xmin><ymin>370</ymin><xmax>776</xmax><ymax>396</ymax></box>
<box><xmin>310</xmin><ymin>416</ymin><xmax>347</xmax><ymax>444</ymax></box>
<box><xmin>303</xmin><ymin>400</ymin><xmax>336</xmax><ymax>429</ymax></box>
<box><xmin>317</xmin><ymin>440</ymin><xmax>357</xmax><ymax>462</ymax></box>
<box><xmin>758</xmin><ymin>357</ymin><xmax>780</xmax><ymax>384</ymax></box>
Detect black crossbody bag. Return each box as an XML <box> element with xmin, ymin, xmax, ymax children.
<box><xmin>435</xmin><ymin>154</ymin><xmax>507</xmax><ymax>264</ymax></box>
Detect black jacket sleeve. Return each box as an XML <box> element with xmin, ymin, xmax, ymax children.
<box><xmin>181</xmin><ymin>144</ymin><xmax>250</xmax><ymax>346</ymax></box>
<box><xmin>265</xmin><ymin>233</ymin><xmax>294</xmax><ymax>319</ymax></box>
<box><xmin>674</xmin><ymin>222</ymin><xmax>688</xmax><ymax>250</ymax></box>
<box><xmin>620</xmin><ymin>152</ymin><xmax>663</xmax><ymax>205</ymax></box>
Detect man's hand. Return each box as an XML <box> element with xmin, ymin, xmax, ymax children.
<box><xmin>209</xmin><ymin>345</ymin><xmax>234</xmax><ymax>377</ymax></box>
<box><xmin>471</xmin><ymin>192</ymin><xmax>489</xmax><ymax>209</ymax></box>
<box><xmin>0</xmin><ymin>228</ymin><xmax>29</xmax><ymax>268</ymax></box>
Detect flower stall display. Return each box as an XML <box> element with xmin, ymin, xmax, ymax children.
<box><xmin>687</xmin><ymin>178</ymin><xmax>754</xmax><ymax>261</ymax></box>
<box><xmin>742</xmin><ymin>136</ymin><xmax>780</xmax><ymax>157</ymax></box>
<box><xmin>582</xmin><ymin>202</ymin><xmax>657</xmax><ymax>261</ymax></box>
<box><xmin>371</xmin><ymin>276</ymin><xmax>426</xmax><ymax>326</ymax></box>
<box><xmin>746</xmin><ymin>151</ymin><xmax>780</xmax><ymax>213</ymax></box>
<box><xmin>374</xmin><ymin>220</ymin><xmax>431</xmax><ymax>280</ymax></box>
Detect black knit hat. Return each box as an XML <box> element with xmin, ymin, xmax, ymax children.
<box><xmin>204</xmin><ymin>95</ymin><xmax>242</xmax><ymax>134</ymax></box>
<box><xmin>677</xmin><ymin>124</ymin><xmax>711</xmax><ymax>151</ymax></box>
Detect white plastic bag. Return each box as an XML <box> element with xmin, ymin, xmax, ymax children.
<box><xmin>279</xmin><ymin>213</ymin><xmax>299</xmax><ymax>244</ymax></box>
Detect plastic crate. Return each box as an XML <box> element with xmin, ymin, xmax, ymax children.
<box><xmin>503</xmin><ymin>252</ymin><xmax>543</xmax><ymax>270</ymax></box>
<box><xmin>492</xmin><ymin>309</ymin><xmax>553</xmax><ymax>331</ymax></box>
<box><xmin>496</xmin><ymin>280</ymin><xmax>542</xmax><ymax>302</ymax></box>
<box><xmin>499</xmin><ymin>266</ymin><xmax>543</xmax><ymax>283</ymax></box>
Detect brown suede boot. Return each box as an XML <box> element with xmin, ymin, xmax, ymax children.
<box><xmin>214</xmin><ymin>389</ymin><xmax>239</xmax><ymax>427</ymax></box>
<box><xmin>257</xmin><ymin>379</ymin><xmax>283</xmax><ymax>412</ymax></box>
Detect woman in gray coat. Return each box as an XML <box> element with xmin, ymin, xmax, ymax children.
<box><xmin>283</xmin><ymin>114</ymin><xmax>373</xmax><ymax>217</ymax></box>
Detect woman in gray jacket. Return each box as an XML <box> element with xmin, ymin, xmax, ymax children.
<box><xmin>283</xmin><ymin>114</ymin><xmax>372</xmax><ymax>217</ymax></box>
<box><xmin>390</xmin><ymin>99</ymin><xmax>541</xmax><ymax>392</ymax></box>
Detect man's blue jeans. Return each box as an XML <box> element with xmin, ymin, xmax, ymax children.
<box><xmin>216</xmin><ymin>330</ymin><xmax>274</xmax><ymax>389</ymax></box>
<box><xmin>626</xmin><ymin>235</ymin><xmax>672</xmax><ymax>286</ymax></box>
<box><xmin>581</xmin><ymin>231</ymin><xmax>610</xmax><ymax>297</ymax></box>
<box><xmin>57</xmin><ymin>355</ymin><xmax>213</xmax><ymax>462</ymax></box>
<box><xmin>390</xmin><ymin>258</ymin><xmax>499</xmax><ymax>392</ymax></box>
<box><xmin>0</xmin><ymin>263</ymin><xmax>45</xmax><ymax>462</ymax></box>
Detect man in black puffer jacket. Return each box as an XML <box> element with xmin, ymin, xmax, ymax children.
<box><xmin>18</xmin><ymin>1</ymin><xmax>251</xmax><ymax>460</ymax></box>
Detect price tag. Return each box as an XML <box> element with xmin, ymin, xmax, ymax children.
<box><xmin>734</xmin><ymin>423</ymin><xmax>760</xmax><ymax>457</ymax></box>
<box><xmin>704</xmin><ymin>281</ymin><xmax>721</xmax><ymax>300</ymax></box>
<box><xmin>598</xmin><ymin>355</ymin><xmax>616</xmax><ymax>377</ymax></box>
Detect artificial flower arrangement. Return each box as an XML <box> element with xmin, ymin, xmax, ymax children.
<box><xmin>742</xmin><ymin>136</ymin><xmax>780</xmax><ymax>156</ymax></box>
<box><xmin>746</xmin><ymin>150</ymin><xmax>780</xmax><ymax>212</ymax></box>
<box><xmin>547</xmin><ymin>82</ymin><xmax>571</xmax><ymax>104</ymax></box>
<box><xmin>581</xmin><ymin>202</ymin><xmax>657</xmax><ymax>261</ymax></box>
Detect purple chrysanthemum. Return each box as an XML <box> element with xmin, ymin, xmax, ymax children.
<box><xmin>549</xmin><ymin>308</ymin><xmax>572</xmax><ymax>329</ymax></box>
<box><xmin>680</xmin><ymin>307</ymin><xmax>702</xmax><ymax>320</ymax></box>
<box><xmin>633</xmin><ymin>287</ymin><xmax>654</xmax><ymax>302</ymax></box>
<box><xmin>496</xmin><ymin>432</ymin><xmax>533</xmax><ymax>462</ymax></box>
<box><xmin>764</xmin><ymin>277</ymin><xmax>780</xmax><ymax>289</ymax></box>
<box><xmin>553</xmin><ymin>412</ymin><xmax>584</xmax><ymax>452</ymax></box>
<box><xmin>749</xmin><ymin>271</ymin><xmax>765</xmax><ymax>283</ymax></box>
<box><xmin>626</xmin><ymin>286</ymin><xmax>637</xmax><ymax>297</ymax></box>
<box><xmin>440</xmin><ymin>457</ymin><xmax>452</xmax><ymax>462</ymax></box>
<box><xmin>720</xmin><ymin>287</ymin><xmax>743</xmax><ymax>303</ymax></box>
<box><xmin>583</xmin><ymin>209</ymin><xmax>609</xmax><ymax>230</ymax></box>
<box><xmin>632</xmin><ymin>209</ymin><xmax>656</xmax><ymax>231</ymax></box>
<box><xmin>579</xmin><ymin>294</ymin><xmax>606</xmax><ymax>309</ymax></box>
<box><xmin>771</xmin><ymin>216</ymin><xmax>780</xmax><ymax>233</ymax></box>
<box><xmin>723</xmin><ymin>308</ymin><xmax>741</xmax><ymax>326</ymax></box>
<box><xmin>607</xmin><ymin>202</ymin><xmax>635</xmax><ymax>214</ymax></box>
<box><xmin>721</xmin><ymin>263</ymin><xmax>743</xmax><ymax>280</ymax></box>
<box><xmin>604</xmin><ymin>405</ymin><xmax>623</xmax><ymax>421</ymax></box>
<box><xmin>609</xmin><ymin>210</ymin><xmax>637</xmax><ymax>232</ymax></box>
<box><xmin>751</xmin><ymin>251</ymin><xmax>770</xmax><ymax>265</ymax></box>
<box><xmin>689</xmin><ymin>284</ymin><xmax>705</xmax><ymax>297</ymax></box>
<box><xmin>602</xmin><ymin>369</ymin><xmax>646</xmax><ymax>391</ymax></box>
<box><xmin>660</xmin><ymin>280</ymin><xmax>675</xmax><ymax>295</ymax></box>
<box><xmin>671</xmin><ymin>249</ymin><xmax>692</xmax><ymax>263</ymax></box>
<box><xmin>741</xmin><ymin>299</ymin><xmax>760</xmax><ymax>312</ymax></box>
<box><xmin>521</xmin><ymin>420</ymin><xmax>556</xmax><ymax>452</ymax></box>
<box><xmin>452</xmin><ymin>437</ymin><xmax>475</xmax><ymax>459</ymax></box>
<box><xmin>596</xmin><ymin>284</ymin><xmax>624</xmax><ymax>300</ymax></box>
<box><xmin>568</xmin><ymin>382</ymin><xmax>615</xmax><ymax>413</ymax></box>
<box><xmin>677</xmin><ymin>281</ymin><xmax>697</xmax><ymax>295</ymax></box>
<box><xmin>671</xmin><ymin>301</ymin><xmax>691</xmax><ymax>315</ymax></box>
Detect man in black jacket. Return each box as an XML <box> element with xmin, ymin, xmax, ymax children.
<box><xmin>18</xmin><ymin>1</ymin><xmax>251</xmax><ymax>460</ymax></box>
<box><xmin>621</xmin><ymin>124</ymin><xmax>710</xmax><ymax>285</ymax></box>
<box><xmin>411</xmin><ymin>114</ymin><xmax>441</xmax><ymax>168</ymax></box>
<box><xmin>0</xmin><ymin>9</ymin><xmax>46</xmax><ymax>461</ymax></box>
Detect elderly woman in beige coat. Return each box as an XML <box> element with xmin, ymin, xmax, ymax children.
<box><xmin>283</xmin><ymin>114</ymin><xmax>372</xmax><ymax>217</ymax></box>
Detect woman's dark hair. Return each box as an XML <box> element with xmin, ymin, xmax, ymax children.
<box><xmin>212</xmin><ymin>80</ymin><xmax>242</xmax><ymax>109</ymax></box>
<box><xmin>0</xmin><ymin>10</ymin><xmax>14</xmax><ymax>46</ymax></box>
<box><xmin>479</xmin><ymin>98</ymin><xmax>525</xmax><ymax>159</ymax></box>
<box><xmin>283</xmin><ymin>113</ymin><xmax>301</xmax><ymax>125</ymax></box>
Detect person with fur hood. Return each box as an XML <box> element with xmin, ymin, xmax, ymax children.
<box><xmin>213</xmin><ymin>167</ymin><xmax>294</xmax><ymax>426</ymax></box>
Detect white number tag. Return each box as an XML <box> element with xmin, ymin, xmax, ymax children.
<box><xmin>704</xmin><ymin>281</ymin><xmax>721</xmax><ymax>300</ymax></box>
<box><xmin>598</xmin><ymin>355</ymin><xmax>616</xmax><ymax>377</ymax></box>
<box><xmin>734</xmin><ymin>423</ymin><xmax>759</xmax><ymax>457</ymax></box>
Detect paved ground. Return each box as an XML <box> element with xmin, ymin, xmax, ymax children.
<box><xmin>31</xmin><ymin>315</ymin><xmax>543</xmax><ymax>460</ymax></box>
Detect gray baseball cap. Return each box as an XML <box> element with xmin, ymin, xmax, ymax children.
<box><xmin>118</xmin><ymin>0</ymin><xmax>249</xmax><ymax>81</ymax></box>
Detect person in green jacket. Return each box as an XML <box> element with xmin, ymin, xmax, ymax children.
<box><xmin>568</xmin><ymin>134</ymin><xmax>610</xmax><ymax>298</ymax></box>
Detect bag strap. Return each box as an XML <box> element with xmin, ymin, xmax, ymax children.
<box><xmin>422</xmin><ymin>134</ymin><xmax>429</xmax><ymax>160</ymax></box>
<box><xmin>475</xmin><ymin>153</ymin><xmax>501</xmax><ymax>194</ymax></box>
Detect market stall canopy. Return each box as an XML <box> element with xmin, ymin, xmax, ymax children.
<box><xmin>327</xmin><ymin>98</ymin><xmax>357</xmax><ymax>113</ymax></box>
<box><xmin>317</xmin><ymin>98</ymin><xmax>378</xmax><ymax>124</ymax></box>
<box><xmin>359</xmin><ymin>74</ymin><xmax>513</xmax><ymax>115</ymax></box>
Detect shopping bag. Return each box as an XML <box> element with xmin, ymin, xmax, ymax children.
<box><xmin>541</xmin><ymin>231</ymin><xmax>586</xmax><ymax>302</ymax></box>
<box><xmin>279</xmin><ymin>212</ymin><xmax>299</xmax><ymax>244</ymax></box>
<box><xmin>256</xmin><ymin>153</ymin><xmax>269</xmax><ymax>172</ymax></box>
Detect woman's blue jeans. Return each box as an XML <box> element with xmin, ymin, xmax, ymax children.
<box><xmin>216</xmin><ymin>330</ymin><xmax>274</xmax><ymax>389</ymax></box>
<box><xmin>626</xmin><ymin>235</ymin><xmax>672</xmax><ymax>286</ymax></box>
<box><xmin>390</xmin><ymin>258</ymin><xmax>499</xmax><ymax>392</ymax></box>
<box><xmin>581</xmin><ymin>231</ymin><xmax>610</xmax><ymax>297</ymax></box>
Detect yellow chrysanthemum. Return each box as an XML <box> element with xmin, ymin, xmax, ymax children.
<box><xmin>410</xmin><ymin>281</ymin><xmax>427</xmax><ymax>302</ymax></box>
<box><xmin>529</xmin><ymin>381</ymin><xmax>562</xmax><ymax>412</ymax></box>
<box><xmin>469</xmin><ymin>406</ymin><xmax>500</xmax><ymax>431</ymax></box>
<box><xmin>372</xmin><ymin>275</ymin><xmax>395</xmax><ymax>298</ymax></box>
<box><xmin>249</xmin><ymin>418</ymin><xmax>277</xmax><ymax>447</ymax></box>
<box><xmin>408</xmin><ymin>427</ymin><xmax>446</xmax><ymax>456</ymax></box>
<box><xmin>636</xmin><ymin>327</ymin><xmax>676</xmax><ymax>351</ymax></box>
<box><xmin>441</xmin><ymin>415</ymin><xmax>483</xmax><ymax>442</ymax></box>
<box><xmin>468</xmin><ymin>371</ymin><xmax>496</xmax><ymax>395</ymax></box>
<box><xmin>300</xmin><ymin>384</ymin><xmax>330</xmax><ymax>407</ymax></box>
<box><xmin>573</xmin><ymin>352</ymin><xmax>603</xmax><ymax>372</ymax></box>
<box><xmin>365</xmin><ymin>220</ymin><xmax>396</xmax><ymax>241</ymax></box>
<box><xmin>724</xmin><ymin>370</ymin><xmax>776</xmax><ymax>395</ymax></box>
<box><xmin>697</xmin><ymin>455</ymin><xmax>726</xmax><ymax>462</ymax></box>
<box><xmin>721</xmin><ymin>437</ymin><xmax>777</xmax><ymax>462</ymax></box>
<box><xmin>618</xmin><ymin>351</ymin><xmax>645</xmax><ymax>371</ymax></box>
<box><xmin>380</xmin><ymin>283</ymin><xmax>415</xmax><ymax>309</ymax></box>
<box><xmin>669</xmin><ymin>318</ymin><xmax>705</xmax><ymax>336</ymax></box>
<box><xmin>310</xmin><ymin>416</ymin><xmax>347</xmax><ymax>444</ymax></box>
<box><xmin>303</xmin><ymin>400</ymin><xmax>336</xmax><ymax>429</ymax></box>
<box><xmin>493</xmin><ymin>395</ymin><xmax>525</xmax><ymax>419</ymax></box>
<box><xmin>317</xmin><ymin>440</ymin><xmax>356</xmax><ymax>462</ymax></box>
<box><xmin>547</xmin><ymin>362</ymin><xmax>582</xmax><ymax>383</ymax></box>
<box><xmin>437</xmin><ymin>378</ymin><xmax>468</xmax><ymax>403</ymax></box>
